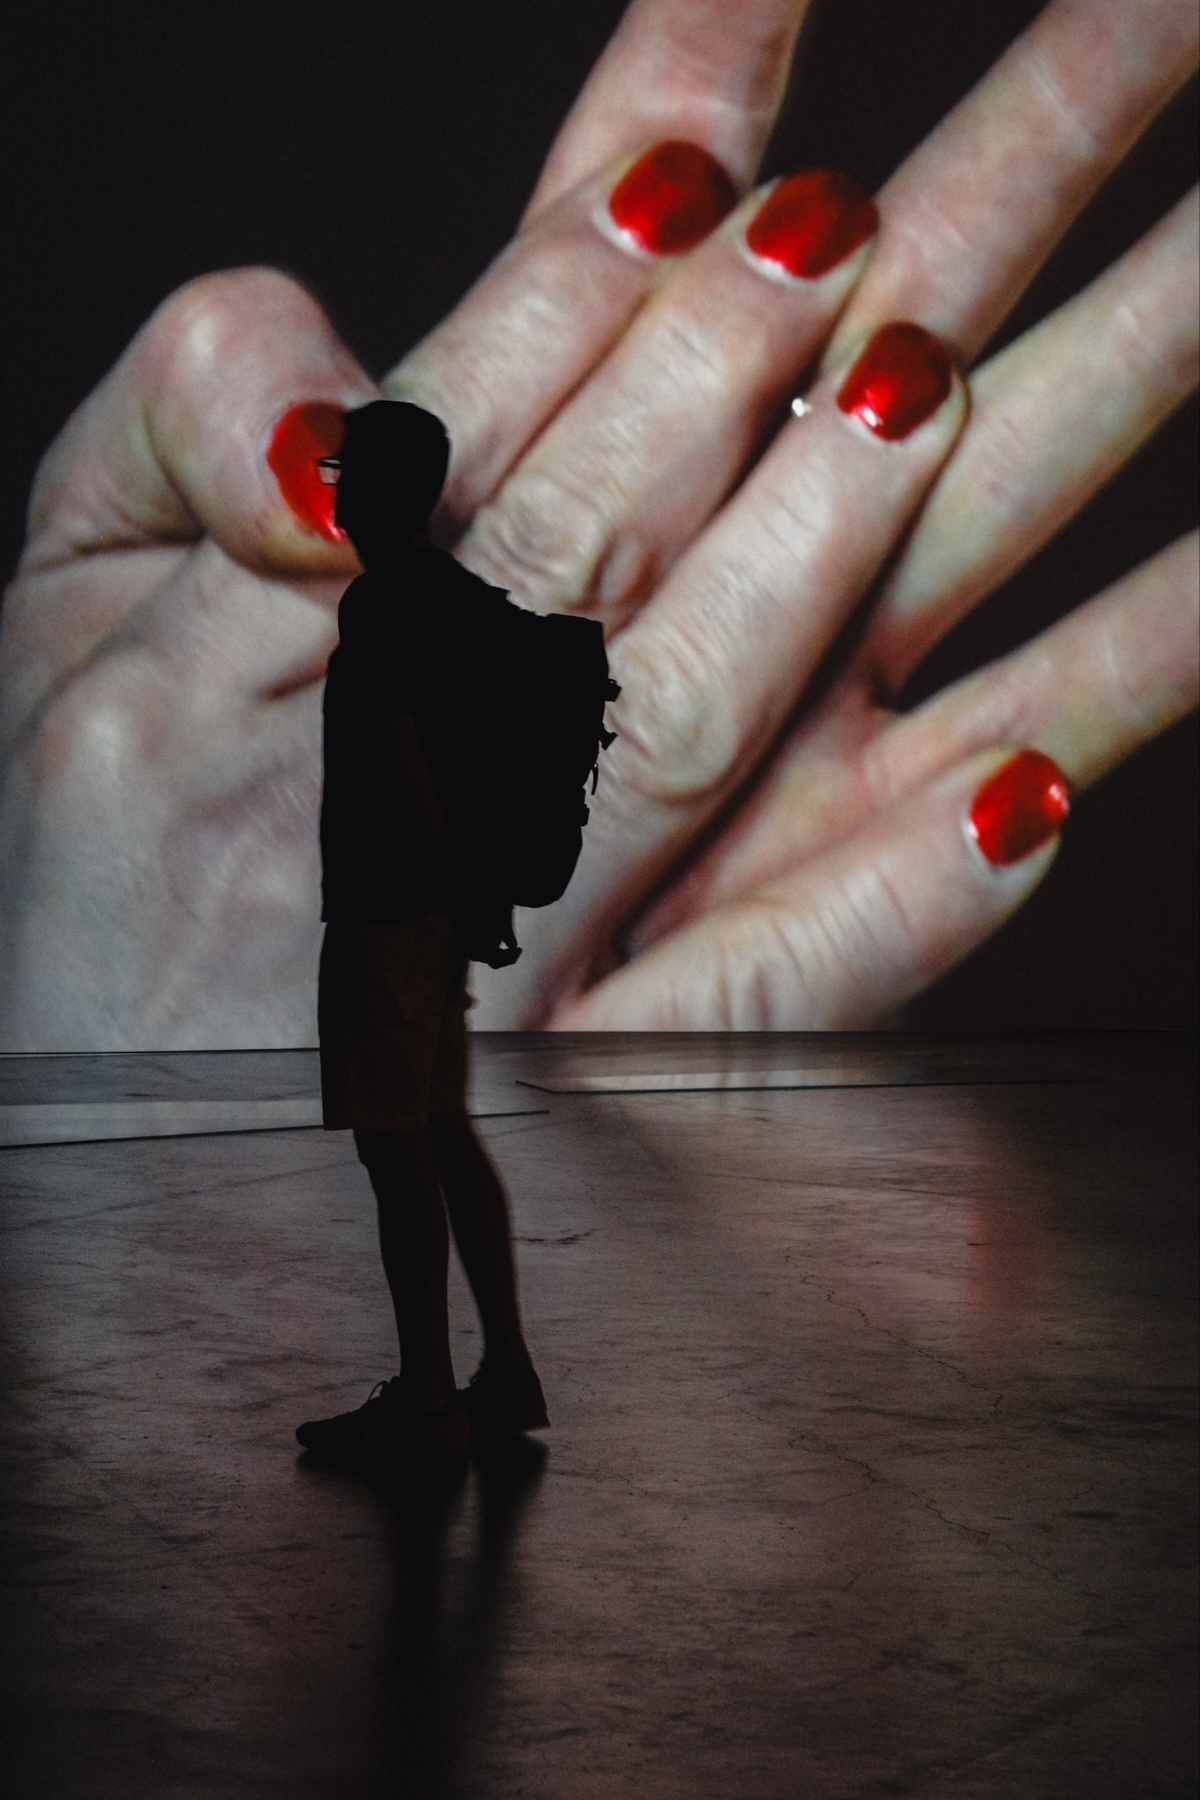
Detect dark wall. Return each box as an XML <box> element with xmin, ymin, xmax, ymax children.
<box><xmin>1</xmin><ymin>0</ymin><xmax>1196</xmax><ymax>1028</ymax></box>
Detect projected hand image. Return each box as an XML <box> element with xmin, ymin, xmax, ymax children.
<box><xmin>0</xmin><ymin>0</ymin><xmax>1195</xmax><ymax>1044</ymax></box>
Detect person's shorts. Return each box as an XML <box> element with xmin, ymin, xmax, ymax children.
<box><xmin>317</xmin><ymin>915</ymin><xmax>470</xmax><ymax>1130</ymax></box>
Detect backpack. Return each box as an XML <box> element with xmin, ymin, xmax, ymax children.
<box><xmin>498</xmin><ymin>610</ymin><xmax>618</xmax><ymax>905</ymax></box>
<box><xmin>423</xmin><ymin>606</ymin><xmax>619</xmax><ymax>968</ymax></box>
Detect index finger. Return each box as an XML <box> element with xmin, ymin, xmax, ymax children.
<box><xmin>385</xmin><ymin>1</ymin><xmax>811</xmax><ymax>536</ymax></box>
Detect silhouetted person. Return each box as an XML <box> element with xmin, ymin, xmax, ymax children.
<box><xmin>296</xmin><ymin>401</ymin><xmax>548</xmax><ymax>1459</ymax></box>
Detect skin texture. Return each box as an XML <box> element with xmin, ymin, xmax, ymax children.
<box><xmin>0</xmin><ymin>0</ymin><xmax>1196</xmax><ymax>1047</ymax></box>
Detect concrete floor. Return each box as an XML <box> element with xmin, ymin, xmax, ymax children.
<box><xmin>0</xmin><ymin>1032</ymin><xmax>1195</xmax><ymax>1799</ymax></box>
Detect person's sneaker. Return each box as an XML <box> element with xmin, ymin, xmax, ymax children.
<box><xmin>461</xmin><ymin>1362</ymin><xmax>549</xmax><ymax>1434</ymax></box>
<box><xmin>295</xmin><ymin>1378</ymin><xmax>469</xmax><ymax>1458</ymax></box>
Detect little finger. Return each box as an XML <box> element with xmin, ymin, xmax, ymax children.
<box><xmin>628</xmin><ymin>534</ymin><xmax>1199</xmax><ymax>951</ymax></box>
<box><xmin>549</xmin><ymin>748</ymin><xmax>1068</xmax><ymax>1030</ymax></box>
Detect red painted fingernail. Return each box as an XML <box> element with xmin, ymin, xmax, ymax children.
<box><xmin>608</xmin><ymin>141</ymin><xmax>738</xmax><ymax>256</ymax></box>
<box><xmin>745</xmin><ymin>169</ymin><xmax>877</xmax><ymax>279</ymax></box>
<box><xmin>969</xmin><ymin>751</ymin><xmax>1070</xmax><ymax>866</ymax></box>
<box><xmin>267</xmin><ymin>402</ymin><xmax>347</xmax><ymax>541</ymax></box>
<box><xmin>836</xmin><ymin>322</ymin><xmax>953</xmax><ymax>440</ymax></box>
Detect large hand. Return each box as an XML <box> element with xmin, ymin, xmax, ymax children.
<box><xmin>0</xmin><ymin>0</ymin><xmax>1194</xmax><ymax>1045</ymax></box>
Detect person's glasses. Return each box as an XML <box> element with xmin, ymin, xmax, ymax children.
<box><xmin>316</xmin><ymin>456</ymin><xmax>342</xmax><ymax>486</ymax></box>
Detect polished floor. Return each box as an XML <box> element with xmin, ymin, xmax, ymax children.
<box><xmin>0</xmin><ymin>1032</ymin><xmax>1195</xmax><ymax>1799</ymax></box>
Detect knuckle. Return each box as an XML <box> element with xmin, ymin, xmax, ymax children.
<box><xmin>1025</xmin><ymin>36</ymin><xmax>1108</xmax><ymax>168</ymax></box>
<box><xmin>699</xmin><ymin>903</ymin><xmax>827</xmax><ymax>1031</ymax></box>
<box><xmin>726</xmin><ymin>907</ymin><xmax>809</xmax><ymax>1029</ymax></box>
<box><xmin>1107</xmin><ymin>286</ymin><xmax>1199</xmax><ymax>396</ymax></box>
<box><xmin>137</xmin><ymin>267</ymin><xmax>328</xmax><ymax>387</ymax></box>
<box><xmin>767</xmin><ymin>895</ymin><xmax>853</xmax><ymax>1021</ymax></box>
<box><xmin>651</xmin><ymin>306</ymin><xmax>732</xmax><ymax>404</ymax></box>
<box><xmin>34</xmin><ymin>658</ymin><xmax>165</xmax><ymax>801</ymax></box>
<box><xmin>853</xmin><ymin>859</ymin><xmax>921</xmax><ymax>969</ymax></box>
<box><xmin>964</xmin><ymin>399</ymin><xmax>1035</xmax><ymax>518</ymax></box>
<box><xmin>609</xmin><ymin>626</ymin><xmax>740</xmax><ymax>806</ymax></box>
<box><xmin>781</xmin><ymin>857</ymin><xmax>922</xmax><ymax>1015</ymax></box>
<box><xmin>1093</xmin><ymin>605</ymin><xmax>1166</xmax><ymax>740</ymax></box>
<box><xmin>462</xmin><ymin>467</ymin><xmax>611</xmax><ymax>611</ymax></box>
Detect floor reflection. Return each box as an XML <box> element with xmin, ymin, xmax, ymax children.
<box><xmin>1</xmin><ymin>1034</ymin><xmax>1192</xmax><ymax>1798</ymax></box>
<box><xmin>297</xmin><ymin>1438</ymin><xmax>548</xmax><ymax>1798</ymax></box>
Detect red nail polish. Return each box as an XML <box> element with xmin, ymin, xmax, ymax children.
<box><xmin>836</xmin><ymin>322</ymin><xmax>953</xmax><ymax>440</ymax></box>
<box><xmin>267</xmin><ymin>402</ymin><xmax>347</xmax><ymax>541</ymax></box>
<box><xmin>746</xmin><ymin>169</ymin><xmax>877</xmax><ymax>279</ymax></box>
<box><xmin>969</xmin><ymin>751</ymin><xmax>1070</xmax><ymax>866</ymax></box>
<box><xmin>608</xmin><ymin>141</ymin><xmax>738</xmax><ymax>256</ymax></box>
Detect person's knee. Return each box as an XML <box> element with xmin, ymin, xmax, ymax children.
<box><xmin>427</xmin><ymin>1111</ymin><xmax>482</xmax><ymax>1171</ymax></box>
<box><xmin>354</xmin><ymin>1125</ymin><xmax>431</xmax><ymax>1174</ymax></box>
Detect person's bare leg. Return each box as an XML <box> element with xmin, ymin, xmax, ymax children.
<box><xmin>354</xmin><ymin>1126</ymin><xmax>457</xmax><ymax>1409</ymax></box>
<box><xmin>427</xmin><ymin>1113</ymin><xmax>533</xmax><ymax>1373</ymax></box>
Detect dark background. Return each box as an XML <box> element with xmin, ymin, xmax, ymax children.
<box><xmin>1</xmin><ymin>0</ymin><xmax>1196</xmax><ymax>1029</ymax></box>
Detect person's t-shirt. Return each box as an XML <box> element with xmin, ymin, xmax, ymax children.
<box><xmin>319</xmin><ymin>548</ymin><xmax>522</xmax><ymax>922</ymax></box>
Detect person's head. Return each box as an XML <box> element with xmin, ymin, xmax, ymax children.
<box><xmin>330</xmin><ymin>400</ymin><xmax>451</xmax><ymax>564</ymax></box>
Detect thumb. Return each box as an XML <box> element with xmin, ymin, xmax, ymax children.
<box><xmin>22</xmin><ymin>267</ymin><xmax>377</xmax><ymax>578</ymax></box>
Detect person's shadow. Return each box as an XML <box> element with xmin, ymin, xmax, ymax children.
<box><xmin>309</xmin><ymin>1439</ymin><xmax>549</xmax><ymax>1799</ymax></box>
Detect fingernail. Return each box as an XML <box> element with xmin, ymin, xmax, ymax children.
<box><xmin>745</xmin><ymin>169</ymin><xmax>877</xmax><ymax>279</ymax></box>
<box><xmin>969</xmin><ymin>750</ymin><xmax>1070</xmax><ymax>866</ymax></box>
<box><xmin>608</xmin><ymin>141</ymin><xmax>738</xmax><ymax>256</ymax></box>
<box><xmin>267</xmin><ymin>402</ymin><xmax>347</xmax><ymax>541</ymax></box>
<box><xmin>837</xmin><ymin>322</ymin><xmax>953</xmax><ymax>440</ymax></box>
